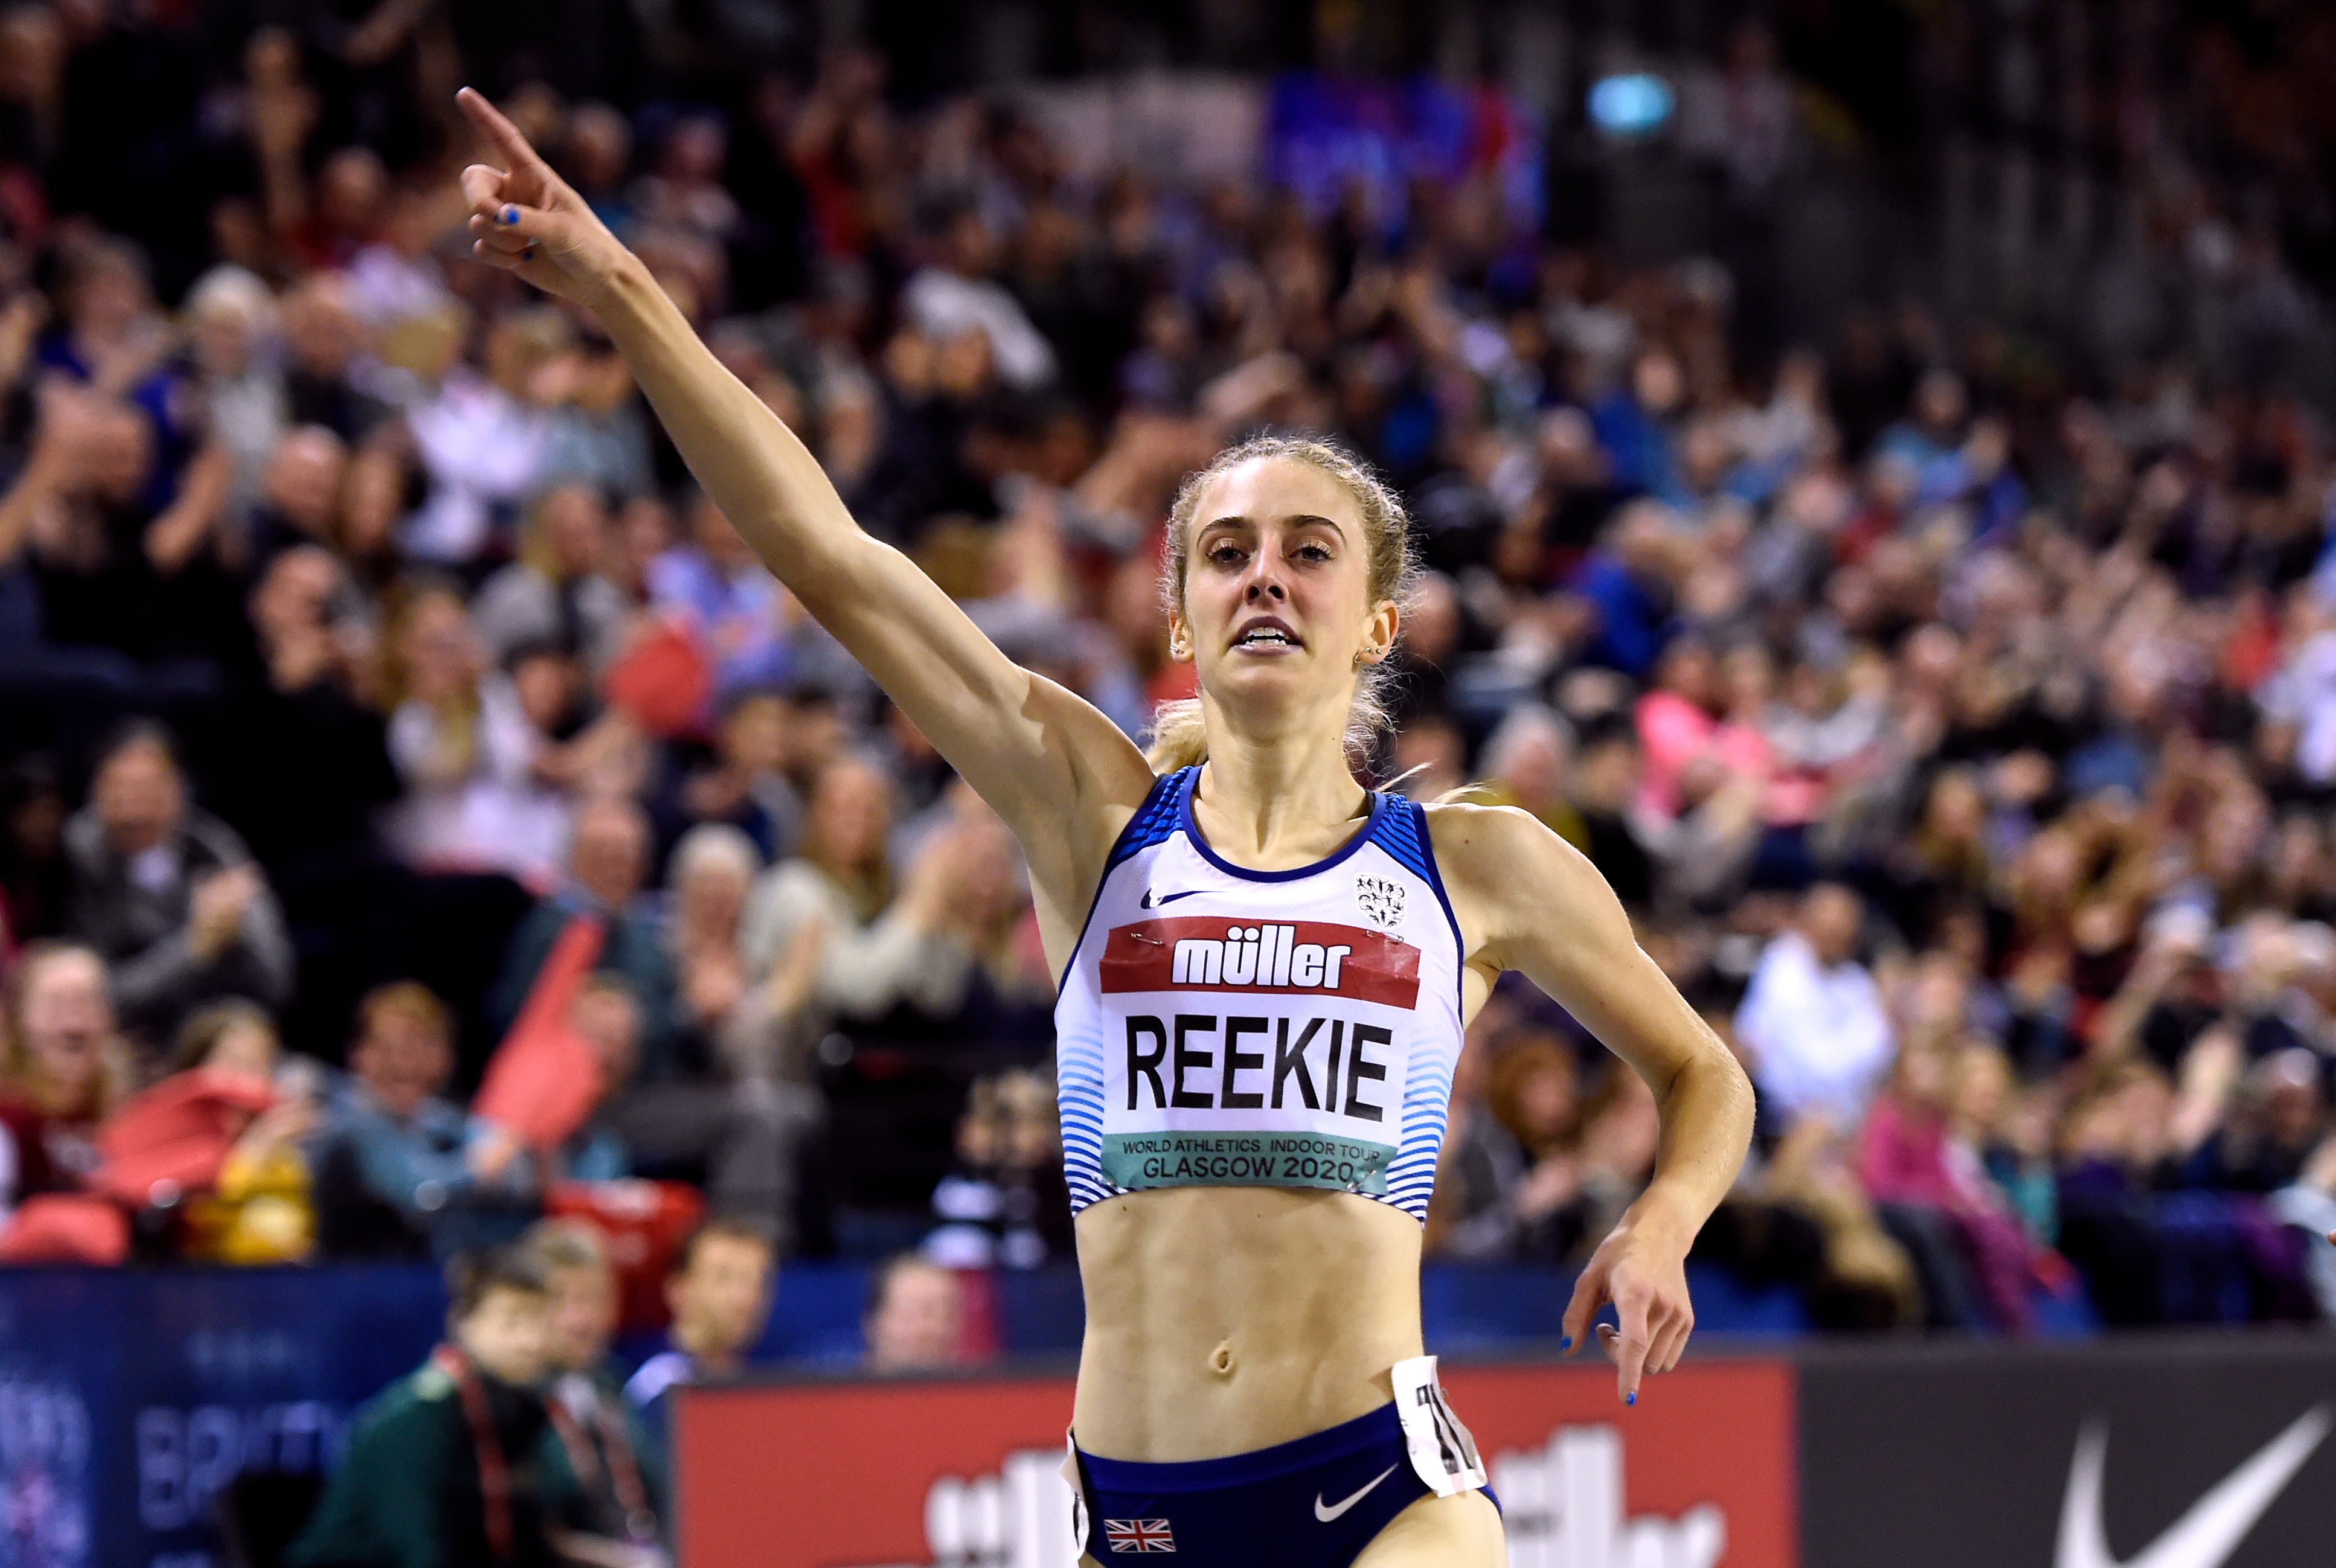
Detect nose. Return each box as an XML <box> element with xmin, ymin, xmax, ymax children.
<box><xmin>1242</xmin><ymin>557</ymin><xmax>1288</xmax><ymax>603</ymax></box>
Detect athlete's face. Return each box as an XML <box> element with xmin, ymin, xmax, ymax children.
<box><xmin>1172</xmin><ymin>457</ymin><xmax>1397</xmax><ymax>727</ymax></box>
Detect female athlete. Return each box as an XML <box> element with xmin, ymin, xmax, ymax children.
<box><xmin>453</xmin><ymin>87</ymin><xmax>1754</xmax><ymax>1567</ymax></box>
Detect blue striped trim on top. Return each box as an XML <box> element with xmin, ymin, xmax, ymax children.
<box><xmin>1373</xmin><ymin>795</ymin><xmax>1466</xmax><ymax>1011</ymax></box>
<box><xmin>1366</xmin><ymin>793</ymin><xmax>1437</xmax><ymax>883</ymax></box>
<box><xmin>1108</xmin><ymin>767</ymin><xmax>1189</xmax><ymax>875</ymax></box>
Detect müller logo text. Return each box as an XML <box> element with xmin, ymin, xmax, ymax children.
<box><xmin>1099</xmin><ymin>918</ymin><xmax>1419</xmax><ymax>1009</ymax></box>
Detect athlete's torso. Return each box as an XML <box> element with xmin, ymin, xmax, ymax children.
<box><xmin>1056</xmin><ymin>767</ymin><xmax>1466</xmax><ymax>1224</ymax></box>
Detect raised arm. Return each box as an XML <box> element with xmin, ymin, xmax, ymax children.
<box><xmin>450</xmin><ymin>89</ymin><xmax>1152</xmax><ymax>921</ymax></box>
<box><xmin>1431</xmin><ymin>801</ymin><xmax>1756</xmax><ymax>1405</ymax></box>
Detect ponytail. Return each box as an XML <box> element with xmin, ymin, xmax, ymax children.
<box><xmin>1144</xmin><ymin>699</ymin><xmax>1210</xmax><ymax>772</ymax></box>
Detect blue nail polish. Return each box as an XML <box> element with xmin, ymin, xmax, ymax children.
<box><xmin>500</xmin><ymin>205</ymin><xmax>519</xmax><ymax>226</ymax></box>
<box><xmin>1559</xmin><ymin>1336</ymin><xmax>1571</xmax><ymax>1350</ymax></box>
<box><xmin>1625</xmin><ymin>1392</ymin><xmax>1636</xmax><ymax>1406</ymax></box>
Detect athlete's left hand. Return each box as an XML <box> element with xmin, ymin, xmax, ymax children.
<box><xmin>1561</xmin><ymin>1217</ymin><xmax>1695</xmax><ymax>1406</ymax></box>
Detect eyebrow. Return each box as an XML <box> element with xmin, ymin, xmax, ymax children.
<box><xmin>1198</xmin><ymin>513</ymin><xmax>1350</xmax><ymax>539</ymax></box>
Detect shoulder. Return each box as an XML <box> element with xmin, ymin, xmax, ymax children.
<box><xmin>1421</xmin><ymin>798</ymin><xmax>1626</xmax><ymax>961</ymax></box>
<box><xmin>351</xmin><ymin>1366</ymin><xmax>454</xmax><ymax>1438</ymax></box>
<box><xmin>180</xmin><ymin>808</ymin><xmax>256</xmax><ymax>868</ymax></box>
<box><xmin>624</xmin><ymin>1351</ymin><xmax>695</xmax><ymax>1408</ymax></box>
<box><xmin>60</xmin><ymin>809</ymin><xmax>109</xmax><ymax>871</ymax></box>
<box><xmin>1422</xmin><ymin>798</ymin><xmax>1603</xmax><ymax>894</ymax></box>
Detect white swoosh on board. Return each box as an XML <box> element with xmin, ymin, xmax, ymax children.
<box><xmin>2054</xmin><ymin>1406</ymin><xmax>2330</xmax><ymax>1568</ymax></box>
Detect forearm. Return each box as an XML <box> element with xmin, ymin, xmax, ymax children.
<box><xmin>0</xmin><ymin>453</ymin><xmax>65</xmax><ymax>565</ymax></box>
<box><xmin>144</xmin><ymin>443</ymin><xmax>231</xmax><ymax>573</ymax></box>
<box><xmin>586</xmin><ymin>257</ymin><xmax>860</xmax><ymax>591</ymax></box>
<box><xmin>1630</xmin><ymin>1052</ymin><xmax>1756</xmax><ymax>1244</ymax></box>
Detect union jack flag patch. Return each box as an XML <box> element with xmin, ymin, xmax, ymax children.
<box><xmin>1103</xmin><ymin>1517</ymin><xmax>1176</xmax><ymax>1552</ymax></box>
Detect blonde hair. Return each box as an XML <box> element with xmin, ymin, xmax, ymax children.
<box><xmin>1146</xmin><ymin>435</ymin><xmax>1420</xmax><ymax>772</ymax></box>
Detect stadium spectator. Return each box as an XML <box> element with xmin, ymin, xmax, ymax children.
<box><xmin>925</xmin><ymin>1067</ymin><xmax>1071</xmax><ymax>1269</ymax></box>
<box><xmin>1734</xmin><ymin>883</ymin><xmax>1896</xmax><ymax>1130</ymax></box>
<box><xmin>0</xmin><ymin>941</ymin><xmax>134</xmax><ymax>1215</ymax></box>
<box><xmin>377</xmin><ymin>581</ymin><xmax>573</xmax><ymax>885</ymax></box>
<box><xmin>862</xmin><ymin>1254</ymin><xmax>967</xmax><ymax>1374</ymax></box>
<box><xmin>527</xmin><ymin>1219</ymin><xmax>666</xmax><ymax>1557</ymax></box>
<box><xmin>624</xmin><ymin>1221</ymin><xmax>776</xmax><ymax>1501</ymax></box>
<box><xmin>470</xmin><ymin>482</ymin><xmax>632</xmax><ymax>677</ymax></box>
<box><xmin>288</xmin><ymin>1247</ymin><xmax>561</xmax><ymax>1568</ymax></box>
<box><xmin>63</xmin><ymin>722</ymin><xmax>293</xmax><ymax>1046</ymax></box>
<box><xmin>1431</xmin><ymin>1034</ymin><xmax>1589</xmax><ymax>1264</ymax></box>
<box><xmin>490</xmin><ymin>796</ymin><xmax>681</xmax><ymax>1075</ymax></box>
<box><xmin>307</xmin><ymin>982</ymin><xmax>533</xmax><ymax>1259</ymax></box>
<box><xmin>165</xmin><ymin>1000</ymin><xmax>319</xmax><ymax>1264</ymax></box>
<box><xmin>736</xmin><ymin>754</ymin><xmax>988</xmax><ymax>1046</ymax></box>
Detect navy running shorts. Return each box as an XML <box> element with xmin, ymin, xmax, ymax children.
<box><xmin>1069</xmin><ymin>1390</ymin><xmax>1497</xmax><ymax>1564</ymax></box>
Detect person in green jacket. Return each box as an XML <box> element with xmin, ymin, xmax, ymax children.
<box><xmin>290</xmin><ymin>1246</ymin><xmax>560</xmax><ymax>1568</ymax></box>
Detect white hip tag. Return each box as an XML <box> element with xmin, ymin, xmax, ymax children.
<box><xmin>1390</xmin><ymin>1355</ymin><xmax>1487</xmax><ymax>1498</ymax></box>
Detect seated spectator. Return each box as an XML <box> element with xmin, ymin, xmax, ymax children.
<box><xmin>925</xmin><ymin>1068</ymin><xmax>1072</xmax><ymax>1270</ymax></box>
<box><xmin>377</xmin><ymin>581</ymin><xmax>572</xmax><ymax>885</ymax></box>
<box><xmin>490</xmin><ymin>796</ymin><xmax>681</xmax><ymax>1077</ymax></box>
<box><xmin>624</xmin><ymin>1221</ymin><xmax>775</xmax><ymax>1501</ymax></box>
<box><xmin>542</xmin><ymin>971</ymin><xmax>801</xmax><ymax>1246</ymax></box>
<box><xmin>0</xmin><ymin>941</ymin><xmax>135</xmax><ymax>1214</ymax></box>
<box><xmin>403</xmin><ymin>307</ymin><xmax>565</xmax><ymax>565</ymax></box>
<box><xmin>1430</xmin><ymin>1034</ymin><xmax>1588</xmax><ymax>1262</ymax></box>
<box><xmin>1476</xmin><ymin>705</ymin><xmax>1589</xmax><ymax>847</ymax></box>
<box><xmin>526</xmin><ymin>1219</ymin><xmax>666</xmax><ymax>1558</ymax></box>
<box><xmin>1733</xmin><ymin>883</ymin><xmax>1895</xmax><ymax>1128</ymax></box>
<box><xmin>658</xmin><ymin>691</ymin><xmax>801</xmax><ymax>866</ymax></box>
<box><xmin>277</xmin><ymin>270</ymin><xmax>395</xmax><ymax>445</ymax></box>
<box><xmin>170</xmin><ymin>1001</ymin><xmax>319</xmax><ymax>1264</ymax></box>
<box><xmin>289</xmin><ymin>1246</ymin><xmax>560</xmax><ymax>1568</ymax></box>
<box><xmin>243</xmin><ymin>426</ymin><xmax>349</xmax><ymax>575</ymax></box>
<box><xmin>661</xmin><ymin>824</ymin><xmax>761</xmax><ymax>1065</ymax></box>
<box><xmin>863</xmin><ymin>1253</ymin><xmax>968</xmax><ymax>1374</ymax></box>
<box><xmin>63</xmin><ymin>722</ymin><xmax>294</xmax><ymax>1047</ymax></box>
<box><xmin>645</xmin><ymin>494</ymin><xmax>797</xmax><ymax>700</ymax></box>
<box><xmin>307</xmin><ymin>982</ymin><xmax>532</xmax><ymax>1259</ymax></box>
<box><xmin>737</xmin><ymin>754</ymin><xmax>987</xmax><ymax>1055</ymax></box>
<box><xmin>2177</xmin><ymin>1047</ymin><xmax>2326</xmax><ymax>1194</ymax></box>
<box><xmin>470</xmin><ymin>482</ymin><xmax>631</xmax><ymax>677</ymax></box>
<box><xmin>1856</xmin><ymin>1032</ymin><xmax>2040</xmax><ymax>1332</ymax></box>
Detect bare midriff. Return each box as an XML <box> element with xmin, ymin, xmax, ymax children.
<box><xmin>1068</xmin><ymin>1185</ymin><xmax>1424</xmax><ymax>1461</ymax></box>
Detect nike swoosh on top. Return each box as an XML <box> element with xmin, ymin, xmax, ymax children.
<box><xmin>1314</xmin><ymin>1465</ymin><xmax>1398</xmax><ymax>1523</ymax></box>
<box><xmin>1140</xmin><ymin>888</ymin><xmax>1207</xmax><ymax>908</ymax></box>
<box><xmin>2054</xmin><ymin>1405</ymin><xmax>2330</xmax><ymax>1568</ymax></box>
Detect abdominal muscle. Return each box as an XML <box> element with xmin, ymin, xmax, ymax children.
<box><xmin>1068</xmin><ymin>1185</ymin><xmax>1425</xmax><ymax>1461</ymax></box>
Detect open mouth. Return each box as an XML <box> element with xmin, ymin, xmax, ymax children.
<box><xmin>1231</xmin><ymin>616</ymin><xmax>1303</xmax><ymax>652</ymax></box>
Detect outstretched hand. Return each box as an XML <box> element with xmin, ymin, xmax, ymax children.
<box><xmin>1560</xmin><ymin>1217</ymin><xmax>1697</xmax><ymax>1406</ymax></box>
<box><xmin>456</xmin><ymin>87</ymin><xmax>629</xmax><ymax>307</ymax></box>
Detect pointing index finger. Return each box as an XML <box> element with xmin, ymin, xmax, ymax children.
<box><xmin>457</xmin><ymin>87</ymin><xmax>547</xmax><ymax>176</ymax></box>
<box><xmin>1612</xmin><ymin>1293</ymin><xmax>1654</xmax><ymax>1405</ymax></box>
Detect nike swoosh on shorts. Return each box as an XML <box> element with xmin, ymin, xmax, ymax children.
<box><xmin>2054</xmin><ymin>1405</ymin><xmax>2329</xmax><ymax>1568</ymax></box>
<box><xmin>1315</xmin><ymin>1465</ymin><xmax>1399</xmax><ymax>1523</ymax></box>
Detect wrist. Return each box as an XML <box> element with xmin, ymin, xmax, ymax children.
<box><xmin>1618</xmin><ymin>1183</ymin><xmax>1705</xmax><ymax>1250</ymax></box>
<box><xmin>582</xmin><ymin>247</ymin><xmax>652</xmax><ymax>318</ymax></box>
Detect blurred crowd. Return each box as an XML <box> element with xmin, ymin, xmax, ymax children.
<box><xmin>2</xmin><ymin>2</ymin><xmax>2336</xmax><ymax>1346</ymax></box>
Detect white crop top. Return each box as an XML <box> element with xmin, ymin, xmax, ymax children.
<box><xmin>1054</xmin><ymin>767</ymin><xmax>1466</xmax><ymax>1223</ymax></box>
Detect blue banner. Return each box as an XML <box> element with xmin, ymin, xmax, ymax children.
<box><xmin>0</xmin><ymin>1266</ymin><xmax>446</xmax><ymax>1568</ymax></box>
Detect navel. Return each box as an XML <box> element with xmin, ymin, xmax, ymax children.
<box><xmin>1208</xmin><ymin>1340</ymin><xmax>1236</xmax><ymax>1377</ymax></box>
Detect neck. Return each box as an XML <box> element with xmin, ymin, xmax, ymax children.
<box><xmin>673</xmin><ymin>1321</ymin><xmax>736</xmax><ymax>1374</ymax></box>
<box><xmin>1193</xmin><ymin>693</ymin><xmax>1369</xmax><ymax>866</ymax></box>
